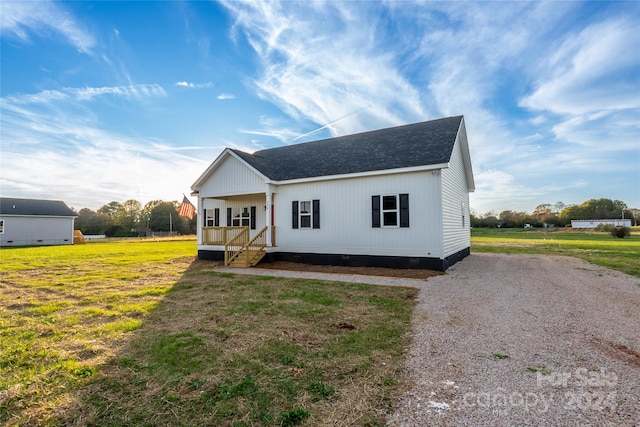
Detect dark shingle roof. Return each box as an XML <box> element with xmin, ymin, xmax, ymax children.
<box><xmin>0</xmin><ymin>197</ymin><xmax>77</xmax><ymax>217</ymax></box>
<box><xmin>232</xmin><ymin>116</ymin><xmax>463</xmax><ymax>181</ymax></box>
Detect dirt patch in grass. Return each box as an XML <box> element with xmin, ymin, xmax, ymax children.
<box><xmin>255</xmin><ymin>261</ymin><xmax>443</xmax><ymax>280</ymax></box>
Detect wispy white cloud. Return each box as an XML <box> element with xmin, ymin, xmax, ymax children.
<box><xmin>217</xmin><ymin>93</ymin><xmax>235</xmax><ymax>100</ymax></box>
<box><xmin>176</xmin><ymin>81</ymin><xmax>213</xmax><ymax>89</ymax></box>
<box><xmin>239</xmin><ymin>116</ymin><xmax>305</xmax><ymax>144</ymax></box>
<box><xmin>520</xmin><ymin>18</ymin><xmax>640</xmax><ymax>116</ymax></box>
<box><xmin>73</xmin><ymin>84</ymin><xmax>167</xmax><ymax>101</ymax></box>
<box><xmin>0</xmin><ymin>87</ymin><xmax>213</xmax><ymax>209</ymax></box>
<box><xmin>4</xmin><ymin>84</ymin><xmax>166</xmax><ymax>106</ymax></box>
<box><xmin>0</xmin><ymin>0</ymin><xmax>95</xmax><ymax>53</ymax></box>
<box><xmin>471</xmin><ymin>169</ymin><xmax>589</xmax><ymax>213</ymax></box>
<box><xmin>221</xmin><ymin>1</ymin><xmax>639</xmax><ymax>212</ymax></box>
<box><xmin>220</xmin><ymin>0</ymin><xmax>426</xmax><ymax>136</ymax></box>
<box><xmin>519</xmin><ymin>17</ymin><xmax>640</xmax><ymax>152</ymax></box>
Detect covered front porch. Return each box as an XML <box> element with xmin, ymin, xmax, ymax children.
<box><xmin>196</xmin><ymin>191</ymin><xmax>277</xmax><ymax>267</ymax></box>
<box><xmin>201</xmin><ymin>225</ymin><xmax>277</xmax><ymax>247</ymax></box>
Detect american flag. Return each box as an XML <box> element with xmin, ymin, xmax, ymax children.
<box><xmin>178</xmin><ymin>195</ymin><xmax>195</xmax><ymax>220</ymax></box>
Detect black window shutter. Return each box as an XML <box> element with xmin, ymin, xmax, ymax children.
<box><xmin>203</xmin><ymin>208</ymin><xmax>207</xmax><ymax>227</ymax></box>
<box><xmin>250</xmin><ymin>206</ymin><xmax>256</xmax><ymax>230</ymax></box>
<box><xmin>292</xmin><ymin>201</ymin><xmax>299</xmax><ymax>229</ymax></box>
<box><xmin>372</xmin><ymin>195</ymin><xmax>381</xmax><ymax>228</ymax></box>
<box><xmin>400</xmin><ymin>193</ymin><xmax>410</xmax><ymax>228</ymax></box>
<box><xmin>214</xmin><ymin>208</ymin><xmax>220</xmax><ymax>227</ymax></box>
<box><xmin>312</xmin><ymin>199</ymin><xmax>320</xmax><ymax>229</ymax></box>
<box><xmin>227</xmin><ymin>208</ymin><xmax>232</xmax><ymax>227</ymax></box>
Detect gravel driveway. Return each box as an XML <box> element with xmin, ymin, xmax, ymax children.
<box><xmin>387</xmin><ymin>253</ymin><xmax>640</xmax><ymax>427</ymax></box>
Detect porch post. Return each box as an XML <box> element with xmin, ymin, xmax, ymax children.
<box><xmin>265</xmin><ymin>191</ymin><xmax>272</xmax><ymax>247</ymax></box>
<box><xmin>197</xmin><ymin>195</ymin><xmax>203</xmax><ymax>245</ymax></box>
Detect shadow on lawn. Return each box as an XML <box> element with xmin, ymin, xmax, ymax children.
<box><xmin>44</xmin><ymin>258</ymin><xmax>225</xmax><ymax>426</ymax></box>
<box><xmin>47</xmin><ymin>259</ymin><xmax>417</xmax><ymax>427</ymax></box>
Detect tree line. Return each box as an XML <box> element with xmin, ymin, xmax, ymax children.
<box><xmin>73</xmin><ymin>199</ymin><xmax>197</xmax><ymax>237</ymax></box>
<box><xmin>471</xmin><ymin>198</ymin><xmax>638</xmax><ymax>228</ymax></box>
<box><xmin>74</xmin><ymin>197</ymin><xmax>637</xmax><ymax>235</ymax></box>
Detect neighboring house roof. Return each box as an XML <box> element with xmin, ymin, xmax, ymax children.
<box><xmin>0</xmin><ymin>197</ymin><xmax>77</xmax><ymax>217</ymax></box>
<box><xmin>231</xmin><ymin>115</ymin><xmax>464</xmax><ymax>181</ymax></box>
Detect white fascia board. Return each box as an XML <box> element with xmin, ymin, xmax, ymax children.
<box><xmin>456</xmin><ymin>117</ymin><xmax>476</xmax><ymax>192</ymax></box>
<box><xmin>270</xmin><ymin>163</ymin><xmax>449</xmax><ymax>186</ymax></box>
<box><xmin>201</xmin><ymin>190</ymin><xmax>266</xmax><ymax>199</ymax></box>
<box><xmin>191</xmin><ymin>148</ymin><xmax>271</xmax><ymax>191</ymax></box>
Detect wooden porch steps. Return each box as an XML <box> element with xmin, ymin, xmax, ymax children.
<box><xmin>228</xmin><ymin>247</ymin><xmax>266</xmax><ymax>267</ymax></box>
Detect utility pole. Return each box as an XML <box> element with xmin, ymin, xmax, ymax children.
<box><xmin>170</xmin><ymin>213</ymin><xmax>173</xmax><ymax>234</ymax></box>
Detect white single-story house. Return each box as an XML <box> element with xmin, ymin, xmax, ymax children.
<box><xmin>571</xmin><ymin>219</ymin><xmax>631</xmax><ymax>228</ymax></box>
<box><xmin>0</xmin><ymin>197</ymin><xmax>77</xmax><ymax>247</ymax></box>
<box><xmin>191</xmin><ymin>115</ymin><xmax>475</xmax><ymax>271</ymax></box>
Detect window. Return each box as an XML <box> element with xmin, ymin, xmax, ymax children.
<box><xmin>204</xmin><ymin>209</ymin><xmax>218</xmax><ymax>227</ymax></box>
<box><xmin>382</xmin><ymin>196</ymin><xmax>398</xmax><ymax>226</ymax></box>
<box><xmin>300</xmin><ymin>201</ymin><xmax>311</xmax><ymax>228</ymax></box>
<box><xmin>231</xmin><ymin>207</ymin><xmax>250</xmax><ymax>227</ymax></box>
<box><xmin>372</xmin><ymin>194</ymin><xmax>409</xmax><ymax>228</ymax></box>
<box><xmin>292</xmin><ymin>200</ymin><xmax>320</xmax><ymax>229</ymax></box>
<box><xmin>231</xmin><ymin>207</ymin><xmax>256</xmax><ymax>229</ymax></box>
<box><xmin>0</xmin><ymin>220</ymin><xmax>4</xmax><ymax>234</ymax></box>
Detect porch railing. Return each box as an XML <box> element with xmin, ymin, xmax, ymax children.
<box><xmin>224</xmin><ymin>227</ymin><xmax>250</xmax><ymax>266</ymax></box>
<box><xmin>202</xmin><ymin>226</ymin><xmax>246</xmax><ymax>245</ymax></box>
<box><xmin>226</xmin><ymin>226</ymin><xmax>268</xmax><ymax>267</ymax></box>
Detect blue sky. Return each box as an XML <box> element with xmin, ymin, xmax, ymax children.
<box><xmin>1</xmin><ymin>1</ymin><xmax>639</xmax><ymax>214</ymax></box>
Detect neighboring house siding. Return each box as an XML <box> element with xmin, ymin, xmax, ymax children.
<box><xmin>199</xmin><ymin>155</ymin><xmax>266</xmax><ymax>197</ymax></box>
<box><xmin>0</xmin><ymin>216</ymin><xmax>74</xmax><ymax>246</ymax></box>
<box><xmin>571</xmin><ymin>219</ymin><xmax>631</xmax><ymax>228</ymax></box>
<box><xmin>274</xmin><ymin>171</ymin><xmax>443</xmax><ymax>258</ymax></box>
<box><xmin>441</xmin><ymin>137</ymin><xmax>471</xmax><ymax>257</ymax></box>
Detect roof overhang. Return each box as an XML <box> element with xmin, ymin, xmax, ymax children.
<box><xmin>268</xmin><ymin>163</ymin><xmax>449</xmax><ymax>186</ymax></box>
<box><xmin>456</xmin><ymin>117</ymin><xmax>475</xmax><ymax>192</ymax></box>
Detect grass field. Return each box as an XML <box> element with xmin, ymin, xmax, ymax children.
<box><xmin>3</xmin><ymin>229</ymin><xmax>637</xmax><ymax>425</ymax></box>
<box><xmin>471</xmin><ymin>228</ymin><xmax>640</xmax><ymax>277</ymax></box>
<box><xmin>0</xmin><ymin>240</ymin><xmax>416</xmax><ymax>426</ymax></box>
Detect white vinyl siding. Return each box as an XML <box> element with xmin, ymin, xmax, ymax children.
<box><xmin>275</xmin><ymin>171</ymin><xmax>442</xmax><ymax>258</ymax></box>
<box><xmin>441</xmin><ymin>137</ymin><xmax>471</xmax><ymax>257</ymax></box>
<box><xmin>198</xmin><ymin>155</ymin><xmax>266</xmax><ymax>198</ymax></box>
<box><xmin>0</xmin><ymin>216</ymin><xmax>75</xmax><ymax>247</ymax></box>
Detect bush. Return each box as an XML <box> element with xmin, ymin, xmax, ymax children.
<box><xmin>104</xmin><ymin>225</ymin><xmax>123</xmax><ymax>237</ymax></box>
<box><xmin>611</xmin><ymin>226</ymin><xmax>631</xmax><ymax>238</ymax></box>
<box><xmin>596</xmin><ymin>223</ymin><xmax>615</xmax><ymax>232</ymax></box>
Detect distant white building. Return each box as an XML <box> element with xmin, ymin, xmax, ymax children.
<box><xmin>0</xmin><ymin>197</ymin><xmax>77</xmax><ymax>246</ymax></box>
<box><xmin>570</xmin><ymin>219</ymin><xmax>631</xmax><ymax>228</ymax></box>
